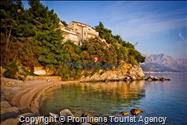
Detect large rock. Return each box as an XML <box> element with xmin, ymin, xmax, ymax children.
<box><xmin>1</xmin><ymin>101</ymin><xmax>20</xmax><ymax>121</ymax></box>
<box><xmin>1</xmin><ymin>107</ymin><xmax>20</xmax><ymax>121</ymax></box>
<box><xmin>59</xmin><ymin>109</ymin><xmax>74</xmax><ymax>117</ymax></box>
<box><xmin>81</xmin><ymin>62</ymin><xmax>144</xmax><ymax>82</ymax></box>
<box><xmin>145</xmin><ymin>75</ymin><xmax>170</xmax><ymax>82</ymax></box>
<box><xmin>130</xmin><ymin>108</ymin><xmax>144</xmax><ymax>116</ymax></box>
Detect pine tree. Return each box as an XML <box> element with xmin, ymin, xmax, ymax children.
<box><xmin>28</xmin><ymin>0</ymin><xmax>64</xmax><ymax>67</ymax></box>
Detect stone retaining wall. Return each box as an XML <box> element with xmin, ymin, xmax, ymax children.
<box><xmin>25</xmin><ymin>76</ymin><xmax>62</xmax><ymax>81</ymax></box>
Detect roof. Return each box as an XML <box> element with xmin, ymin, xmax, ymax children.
<box><xmin>70</xmin><ymin>21</ymin><xmax>95</xmax><ymax>30</ymax></box>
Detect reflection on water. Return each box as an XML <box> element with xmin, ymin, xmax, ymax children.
<box><xmin>40</xmin><ymin>73</ymin><xmax>187</xmax><ymax>125</ymax></box>
<box><xmin>40</xmin><ymin>80</ymin><xmax>145</xmax><ymax>115</ymax></box>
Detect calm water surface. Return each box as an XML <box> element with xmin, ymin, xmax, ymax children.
<box><xmin>40</xmin><ymin>73</ymin><xmax>187</xmax><ymax>125</ymax></box>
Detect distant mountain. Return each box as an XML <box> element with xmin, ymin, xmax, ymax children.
<box><xmin>141</xmin><ymin>54</ymin><xmax>187</xmax><ymax>72</ymax></box>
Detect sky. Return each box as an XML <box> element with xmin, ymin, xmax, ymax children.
<box><xmin>23</xmin><ymin>1</ymin><xmax>187</xmax><ymax>59</ymax></box>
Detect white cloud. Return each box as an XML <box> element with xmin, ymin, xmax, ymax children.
<box><xmin>102</xmin><ymin>3</ymin><xmax>187</xmax><ymax>41</ymax></box>
<box><xmin>118</xmin><ymin>17</ymin><xmax>186</xmax><ymax>38</ymax></box>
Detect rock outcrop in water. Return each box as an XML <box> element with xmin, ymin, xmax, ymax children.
<box><xmin>145</xmin><ymin>75</ymin><xmax>170</xmax><ymax>82</ymax></box>
<box><xmin>130</xmin><ymin>108</ymin><xmax>144</xmax><ymax>116</ymax></box>
<box><xmin>80</xmin><ymin>63</ymin><xmax>144</xmax><ymax>82</ymax></box>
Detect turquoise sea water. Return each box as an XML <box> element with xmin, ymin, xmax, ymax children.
<box><xmin>40</xmin><ymin>73</ymin><xmax>187</xmax><ymax>125</ymax></box>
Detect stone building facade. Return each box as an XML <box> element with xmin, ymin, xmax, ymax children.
<box><xmin>59</xmin><ymin>21</ymin><xmax>99</xmax><ymax>45</ymax></box>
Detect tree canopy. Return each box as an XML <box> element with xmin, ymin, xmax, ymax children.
<box><xmin>0</xmin><ymin>0</ymin><xmax>144</xmax><ymax>80</ymax></box>
<box><xmin>95</xmin><ymin>22</ymin><xmax>145</xmax><ymax>64</ymax></box>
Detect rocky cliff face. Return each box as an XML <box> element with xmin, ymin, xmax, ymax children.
<box><xmin>80</xmin><ymin>63</ymin><xmax>144</xmax><ymax>82</ymax></box>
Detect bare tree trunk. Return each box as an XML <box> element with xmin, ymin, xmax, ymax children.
<box><xmin>4</xmin><ymin>29</ymin><xmax>12</xmax><ymax>64</ymax></box>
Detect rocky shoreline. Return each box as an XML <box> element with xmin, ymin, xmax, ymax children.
<box><xmin>0</xmin><ymin>77</ymin><xmax>78</xmax><ymax>125</ymax></box>
<box><xmin>0</xmin><ymin>77</ymin><xmax>101</xmax><ymax>125</ymax></box>
<box><xmin>80</xmin><ymin>63</ymin><xmax>145</xmax><ymax>82</ymax></box>
<box><xmin>145</xmin><ymin>75</ymin><xmax>170</xmax><ymax>82</ymax></box>
<box><xmin>0</xmin><ymin>66</ymin><xmax>170</xmax><ymax>125</ymax></box>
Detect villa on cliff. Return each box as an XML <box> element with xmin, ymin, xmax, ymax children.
<box><xmin>59</xmin><ymin>21</ymin><xmax>99</xmax><ymax>45</ymax></box>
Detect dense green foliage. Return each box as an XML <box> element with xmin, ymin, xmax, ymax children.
<box><xmin>95</xmin><ymin>22</ymin><xmax>145</xmax><ymax>64</ymax></box>
<box><xmin>4</xmin><ymin>61</ymin><xmax>32</xmax><ymax>80</ymax></box>
<box><xmin>0</xmin><ymin>0</ymin><xmax>64</xmax><ymax>68</ymax></box>
<box><xmin>0</xmin><ymin>0</ymin><xmax>144</xmax><ymax>80</ymax></box>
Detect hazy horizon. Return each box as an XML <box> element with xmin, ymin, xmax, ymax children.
<box><xmin>23</xmin><ymin>1</ymin><xmax>187</xmax><ymax>59</ymax></box>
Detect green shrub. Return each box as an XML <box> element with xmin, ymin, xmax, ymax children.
<box><xmin>4</xmin><ymin>61</ymin><xmax>31</xmax><ymax>80</ymax></box>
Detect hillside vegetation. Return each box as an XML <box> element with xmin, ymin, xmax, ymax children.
<box><xmin>0</xmin><ymin>0</ymin><xmax>145</xmax><ymax>80</ymax></box>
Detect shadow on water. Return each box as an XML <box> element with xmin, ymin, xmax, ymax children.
<box><xmin>40</xmin><ymin>80</ymin><xmax>145</xmax><ymax>115</ymax></box>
